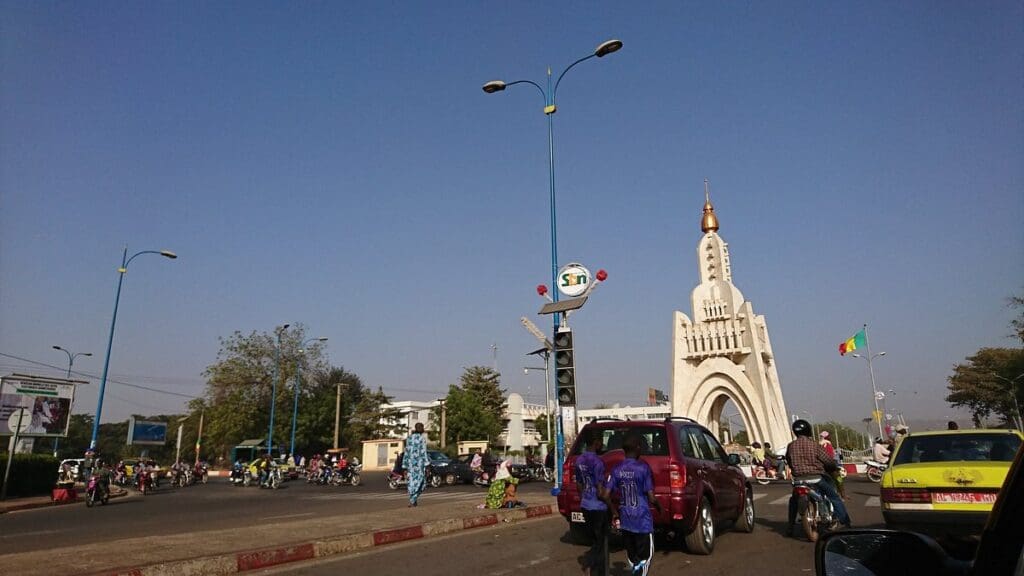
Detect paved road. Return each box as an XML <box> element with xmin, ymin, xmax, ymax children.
<box><xmin>256</xmin><ymin>478</ymin><xmax>886</xmax><ymax>576</ymax></box>
<box><xmin>0</xmin><ymin>471</ymin><xmax>553</xmax><ymax>555</ymax></box>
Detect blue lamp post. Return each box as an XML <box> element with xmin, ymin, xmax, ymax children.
<box><xmin>483</xmin><ymin>39</ymin><xmax>623</xmax><ymax>493</ymax></box>
<box><xmin>90</xmin><ymin>247</ymin><xmax>177</xmax><ymax>451</ymax></box>
<box><xmin>289</xmin><ymin>336</ymin><xmax>328</xmax><ymax>457</ymax></box>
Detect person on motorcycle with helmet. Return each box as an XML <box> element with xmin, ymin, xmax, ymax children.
<box><xmin>785</xmin><ymin>419</ymin><xmax>851</xmax><ymax>535</ymax></box>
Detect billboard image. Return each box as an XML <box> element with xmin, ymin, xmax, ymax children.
<box><xmin>1</xmin><ymin>375</ymin><xmax>77</xmax><ymax>437</ymax></box>
<box><xmin>127</xmin><ymin>417</ymin><xmax>168</xmax><ymax>446</ymax></box>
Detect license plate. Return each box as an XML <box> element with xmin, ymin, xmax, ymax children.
<box><xmin>571</xmin><ymin>512</ymin><xmax>585</xmax><ymax>523</ymax></box>
<box><xmin>932</xmin><ymin>492</ymin><xmax>998</xmax><ymax>504</ymax></box>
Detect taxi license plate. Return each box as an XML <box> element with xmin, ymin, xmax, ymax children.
<box><xmin>571</xmin><ymin>512</ymin><xmax>585</xmax><ymax>523</ymax></box>
<box><xmin>932</xmin><ymin>492</ymin><xmax>998</xmax><ymax>504</ymax></box>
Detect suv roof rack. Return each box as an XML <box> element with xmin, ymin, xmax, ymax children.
<box><xmin>587</xmin><ymin>417</ymin><xmax>623</xmax><ymax>423</ymax></box>
<box><xmin>664</xmin><ymin>416</ymin><xmax>698</xmax><ymax>424</ymax></box>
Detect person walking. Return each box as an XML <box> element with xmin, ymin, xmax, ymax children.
<box><xmin>403</xmin><ymin>422</ymin><xmax>429</xmax><ymax>507</ymax></box>
<box><xmin>574</xmin><ymin>428</ymin><xmax>610</xmax><ymax>576</ymax></box>
<box><xmin>608</xmin><ymin>433</ymin><xmax>662</xmax><ymax>576</ymax></box>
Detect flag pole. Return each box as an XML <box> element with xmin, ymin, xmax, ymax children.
<box><xmin>864</xmin><ymin>324</ymin><xmax>885</xmax><ymax>439</ymax></box>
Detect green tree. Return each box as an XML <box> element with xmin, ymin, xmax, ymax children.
<box><xmin>946</xmin><ymin>347</ymin><xmax>1024</xmax><ymax>427</ymax></box>
<box><xmin>348</xmin><ymin>386</ymin><xmax>406</xmax><ymax>441</ymax></box>
<box><xmin>1010</xmin><ymin>293</ymin><xmax>1024</xmax><ymax>343</ymax></box>
<box><xmin>188</xmin><ymin>325</ymin><xmax>330</xmax><ymax>459</ymax></box>
<box><xmin>533</xmin><ymin>413</ymin><xmax>551</xmax><ymax>443</ymax></box>
<box><xmin>439</xmin><ymin>366</ymin><xmax>506</xmax><ymax>446</ymax></box>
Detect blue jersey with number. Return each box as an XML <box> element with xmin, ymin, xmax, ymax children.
<box><xmin>608</xmin><ymin>457</ymin><xmax>654</xmax><ymax>534</ymax></box>
<box><xmin>575</xmin><ymin>451</ymin><xmax>607</xmax><ymax>511</ymax></box>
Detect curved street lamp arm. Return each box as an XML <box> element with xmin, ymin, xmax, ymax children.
<box><xmin>552</xmin><ymin>53</ymin><xmax>598</xmax><ymax>104</ymax></box>
<box><xmin>124</xmin><ymin>250</ymin><xmax>170</xmax><ymax>268</ymax></box>
<box><xmin>504</xmin><ymin>79</ymin><xmax>547</xmax><ymax>103</ymax></box>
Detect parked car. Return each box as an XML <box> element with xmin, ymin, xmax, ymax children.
<box><xmin>448</xmin><ymin>453</ymin><xmax>498</xmax><ymax>485</ymax></box>
<box><xmin>557</xmin><ymin>417</ymin><xmax>754</xmax><ymax>555</ymax></box>
<box><xmin>427</xmin><ymin>451</ymin><xmax>458</xmax><ymax>485</ymax></box>
<box><xmin>880</xmin><ymin>428</ymin><xmax>1023</xmax><ymax>537</ymax></box>
<box><xmin>817</xmin><ymin>439</ymin><xmax>1024</xmax><ymax>576</ymax></box>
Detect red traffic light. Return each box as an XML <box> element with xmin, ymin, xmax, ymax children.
<box><xmin>537</xmin><ymin>284</ymin><xmax>548</xmax><ymax>296</ymax></box>
<box><xmin>596</xmin><ymin>269</ymin><xmax>608</xmax><ymax>282</ymax></box>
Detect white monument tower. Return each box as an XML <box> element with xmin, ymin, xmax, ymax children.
<box><xmin>671</xmin><ymin>181</ymin><xmax>791</xmax><ymax>447</ymax></box>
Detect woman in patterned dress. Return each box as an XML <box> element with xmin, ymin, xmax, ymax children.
<box><xmin>403</xmin><ymin>422</ymin><xmax>429</xmax><ymax>507</ymax></box>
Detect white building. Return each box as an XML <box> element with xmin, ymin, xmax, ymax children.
<box><xmin>379</xmin><ymin>400</ymin><xmax>439</xmax><ymax>438</ymax></box>
<box><xmin>576</xmin><ymin>403</ymin><xmax>673</xmax><ymax>429</ymax></box>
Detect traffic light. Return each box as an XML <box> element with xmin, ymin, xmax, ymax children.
<box><xmin>554</xmin><ymin>328</ymin><xmax>576</xmax><ymax>406</ymax></box>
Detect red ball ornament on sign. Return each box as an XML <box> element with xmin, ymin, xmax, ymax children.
<box><xmin>596</xmin><ymin>269</ymin><xmax>608</xmax><ymax>282</ymax></box>
<box><xmin>536</xmin><ymin>284</ymin><xmax>548</xmax><ymax>296</ymax></box>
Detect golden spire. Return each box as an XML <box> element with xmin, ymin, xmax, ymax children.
<box><xmin>701</xmin><ymin>178</ymin><xmax>719</xmax><ymax>233</ymax></box>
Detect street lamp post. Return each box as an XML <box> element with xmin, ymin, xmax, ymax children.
<box><xmin>52</xmin><ymin>346</ymin><xmax>91</xmax><ymax>457</ymax></box>
<box><xmin>524</xmin><ymin>362</ymin><xmax>552</xmax><ymax>446</ymax></box>
<box><xmin>90</xmin><ymin>247</ymin><xmax>176</xmax><ymax>451</ymax></box>
<box><xmin>851</xmin><ymin>347</ymin><xmax>887</xmax><ymax>440</ymax></box>
<box><xmin>484</xmin><ymin>38</ymin><xmax>623</xmax><ymax>493</ymax></box>
<box><xmin>989</xmin><ymin>372</ymin><xmax>1024</xmax><ymax>431</ymax></box>
<box><xmin>268</xmin><ymin>324</ymin><xmax>290</xmax><ymax>455</ymax></box>
<box><xmin>290</xmin><ymin>336</ymin><xmax>328</xmax><ymax>457</ymax></box>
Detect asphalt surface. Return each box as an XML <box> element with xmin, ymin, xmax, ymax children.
<box><xmin>254</xmin><ymin>478</ymin><xmax>888</xmax><ymax>576</ymax></box>
<box><xmin>0</xmin><ymin>471</ymin><xmax>553</xmax><ymax>555</ymax></box>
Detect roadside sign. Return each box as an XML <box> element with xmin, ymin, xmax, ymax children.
<box><xmin>0</xmin><ymin>374</ymin><xmax>78</xmax><ymax>437</ymax></box>
<box><xmin>557</xmin><ymin>263</ymin><xmax>592</xmax><ymax>298</ymax></box>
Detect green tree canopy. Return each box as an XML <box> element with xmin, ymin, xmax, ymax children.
<box><xmin>440</xmin><ymin>366</ymin><xmax>505</xmax><ymax>446</ymax></box>
<box><xmin>946</xmin><ymin>347</ymin><xmax>1024</xmax><ymax>427</ymax></box>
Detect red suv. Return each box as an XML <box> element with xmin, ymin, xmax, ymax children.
<box><xmin>557</xmin><ymin>417</ymin><xmax>754</xmax><ymax>555</ymax></box>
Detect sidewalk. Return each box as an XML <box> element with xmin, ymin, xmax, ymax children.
<box><xmin>0</xmin><ymin>496</ymin><xmax>559</xmax><ymax>576</ymax></box>
<box><xmin>0</xmin><ymin>484</ymin><xmax>128</xmax><ymax>514</ymax></box>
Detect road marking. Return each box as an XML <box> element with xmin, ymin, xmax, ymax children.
<box><xmin>752</xmin><ymin>493</ymin><xmax>767</xmax><ymax>501</ymax></box>
<box><xmin>864</xmin><ymin>496</ymin><xmax>880</xmax><ymax>507</ymax></box>
<box><xmin>0</xmin><ymin>529</ymin><xmax>61</xmax><ymax>539</ymax></box>
<box><xmin>769</xmin><ymin>496</ymin><xmax>792</xmax><ymax>506</ymax></box>
<box><xmin>492</xmin><ymin>555</ymin><xmax>551</xmax><ymax>575</ymax></box>
<box><xmin>261</xmin><ymin>512</ymin><xmax>315</xmax><ymax>521</ymax></box>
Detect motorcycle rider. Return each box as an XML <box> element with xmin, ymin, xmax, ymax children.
<box><xmin>873</xmin><ymin>438</ymin><xmax>891</xmax><ymax>464</ymax></box>
<box><xmin>257</xmin><ymin>453</ymin><xmax>272</xmax><ymax>487</ymax></box>
<box><xmin>785</xmin><ymin>419</ymin><xmax>851</xmax><ymax>535</ymax></box>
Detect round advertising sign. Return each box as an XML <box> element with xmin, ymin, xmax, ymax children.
<box><xmin>557</xmin><ymin>263</ymin><xmax>592</xmax><ymax>298</ymax></box>
<box><xmin>7</xmin><ymin>407</ymin><xmax>30</xmax><ymax>434</ymax></box>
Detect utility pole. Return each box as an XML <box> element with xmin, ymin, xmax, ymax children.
<box><xmin>333</xmin><ymin>383</ymin><xmax>342</xmax><ymax>450</ymax></box>
<box><xmin>439</xmin><ymin>399</ymin><xmax>447</xmax><ymax>449</ymax></box>
<box><xmin>194</xmin><ymin>410</ymin><xmax>204</xmax><ymax>466</ymax></box>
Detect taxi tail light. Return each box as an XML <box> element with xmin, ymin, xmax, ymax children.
<box><xmin>669</xmin><ymin>461</ymin><xmax>685</xmax><ymax>492</ymax></box>
<box><xmin>881</xmin><ymin>488</ymin><xmax>932</xmax><ymax>504</ymax></box>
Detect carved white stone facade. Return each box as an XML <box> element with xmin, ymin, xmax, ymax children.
<box><xmin>671</xmin><ymin>186</ymin><xmax>791</xmax><ymax>447</ymax></box>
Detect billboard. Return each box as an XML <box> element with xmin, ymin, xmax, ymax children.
<box><xmin>127</xmin><ymin>417</ymin><xmax>168</xmax><ymax>446</ymax></box>
<box><xmin>0</xmin><ymin>374</ymin><xmax>77</xmax><ymax>437</ymax></box>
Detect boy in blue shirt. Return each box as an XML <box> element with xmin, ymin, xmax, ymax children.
<box><xmin>574</xmin><ymin>427</ymin><xmax>609</xmax><ymax>576</ymax></box>
<box><xmin>608</xmin><ymin>433</ymin><xmax>663</xmax><ymax>576</ymax></box>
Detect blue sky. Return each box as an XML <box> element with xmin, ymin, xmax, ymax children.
<box><xmin>2</xmin><ymin>2</ymin><xmax>1021</xmax><ymax>430</ymax></box>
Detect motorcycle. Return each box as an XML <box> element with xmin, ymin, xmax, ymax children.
<box><xmin>752</xmin><ymin>461</ymin><xmax>779</xmax><ymax>486</ymax></box>
<box><xmin>135</xmin><ymin>469</ymin><xmax>153</xmax><ymax>495</ymax></box>
<box><xmin>260</xmin><ymin>466</ymin><xmax>282</xmax><ymax>489</ymax></box>
<box><xmin>229</xmin><ymin>464</ymin><xmax>245</xmax><ymax>486</ymax></box>
<box><xmin>792</xmin><ymin>476</ymin><xmax>839</xmax><ymax>542</ymax></box>
<box><xmin>85</xmin><ymin>474</ymin><xmax>109</xmax><ymax>507</ymax></box>
<box><xmin>386</xmin><ymin>470</ymin><xmax>408</xmax><ymax>490</ymax></box>
<box><xmin>332</xmin><ymin>464</ymin><xmax>362</xmax><ymax>487</ymax></box>
<box><xmin>864</xmin><ymin>459</ymin><xmax>888</xmax><ymax>483</ymax></box>
<box><xmin>193</xmin><ymin>464</ymin><xmax>208</xmax><ymax>485</ymax></box>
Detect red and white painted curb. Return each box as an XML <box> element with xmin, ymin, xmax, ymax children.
<box><xmin>94</xmin><ymin>504</ymin><xmax>555</xmax><ymax>576</ymax></box>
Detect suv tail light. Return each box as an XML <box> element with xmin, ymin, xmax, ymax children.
<box><xmin>668</xmin><ymin>461</ymin><xmax>685</xmax><ymax>492</ymax></box>
<box><xmin>563</xmin><ymin>458</ymin><xmax>574</xmax><ymax>486</ymax></box>
<box><xmin>881</xmin><ymin>488</ymin><xmax>932</xmax><ymax>504</ymax></box>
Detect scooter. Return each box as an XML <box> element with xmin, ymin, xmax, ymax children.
<box><xmin>864</xmin><ymin>459</ymin><xmax>888</xmax><ymax>483</ymax></box>
<box><xmin>85</xmin><ymin>474</ymin><xmax>109</xmax><ymax>507</ymax></box>
<box><xmin>791</xmin><ymin>476</ymin><xmax>839</xmax><ymax>542</ymax></box>
<box><xmin>386</xmin><ymin>470</ymin><xmax>408</xmax><ymax>490</ymax></box>
<box><xmin>135</xmin><ymin>469</ymin><xmax>153</xmax><ymax>495</ymax></box>
<box><xmin>229</xmin><ymin>464</ymin><xmax>245</xmax><ymax>486</ymax></box>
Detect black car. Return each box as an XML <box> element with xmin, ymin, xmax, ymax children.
<box><xmin>427</xmin><ymin>451</ymin><xmax>457</xmax><ymax>486</ymax></box>
<box><xmin>448</xmin><ymin>453</ymin><xmax>498</xmax><ymax>485</ymax></box>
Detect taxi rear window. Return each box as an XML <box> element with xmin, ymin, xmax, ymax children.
<box><xmin>893</xmin><ymin>433</ymin><xmax>1021</xmax><ymax>465</ymax></box>
<box><xmin>573</xmin><ymin>426</ymin><xmax>670</xmax><ymax>456</ymax></box>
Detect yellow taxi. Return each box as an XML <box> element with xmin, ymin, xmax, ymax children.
<box><xmin>880</xmin><ymin>428</ymin><xmax>1023</xmax><ymax>536</ymax></box>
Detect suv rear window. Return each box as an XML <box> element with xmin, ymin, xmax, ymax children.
<box><xmin>893</xmin><ymin>433</ymin><xmax>1022</xmax><ymax>465</ymax></box>
<box><xmin>573</xmin><ymin>425</ymin><xmax>670</xmax><ymax>456</ymax></box>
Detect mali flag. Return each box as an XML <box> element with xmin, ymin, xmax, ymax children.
<box><xmin>839</xmin><ymin>329</ymin><xmax>866</xmax><ymax>356</ymax></box>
